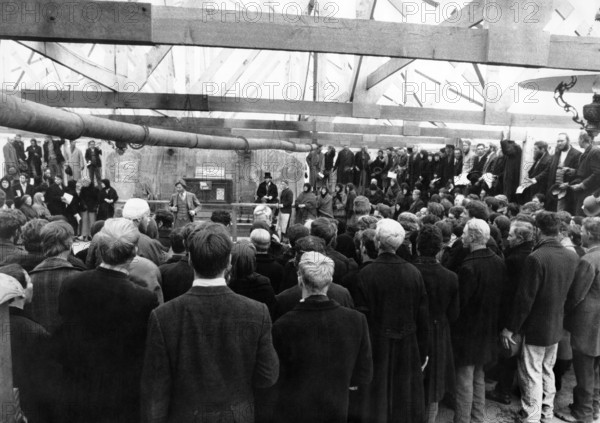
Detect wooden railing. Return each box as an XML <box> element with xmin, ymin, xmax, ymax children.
<box><xmin>115</xmin><ymin>200</ymin><xmax>283</xmax><ymax>241</ymax></box>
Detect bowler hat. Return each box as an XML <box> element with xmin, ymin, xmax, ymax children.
<box><xmin>582</xmin><ymin>195</ymin><xmax>600</xmax><ymax>217</ymax></box>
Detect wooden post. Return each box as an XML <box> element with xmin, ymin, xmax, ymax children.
<box><xmin>0</xmin><ymin>303</ymin><xmax>15</xmax><ymax>423</ymax></box>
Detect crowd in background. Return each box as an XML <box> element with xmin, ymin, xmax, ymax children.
<box><xmin>2</xmin><ymin>130</ymin><xmax>600</xmax><ymax>423</ymax></box>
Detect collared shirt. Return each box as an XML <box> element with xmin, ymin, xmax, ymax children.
<box><xmin>192</xmin><ymin>277</ymin><xmax>227</xmax><ymax>287</ymax></box>
<box><xmin>179</xmin><ymin>191</ymin><xmax>187</xmax><ymax>201</ymax></box>
<box><xmin>99</xmin><ymin>263</ymin><xmax>130</xmax><ymax>275</ymax></box>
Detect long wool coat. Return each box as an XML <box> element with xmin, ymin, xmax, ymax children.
<box><xmin>355</xmin><ymin>252</ymin><xmax>429</xmax><ymax>423</ymax></box>
<box><xmin>452</xmin><ymin>248</ymin><xmax>506</xmax><ymax>367</ymax></box>
<box><xmin>500</xmin><ymin>140</ymin><xmax>522</xmax><ymax>202</ymax></box>
<box><xmin>272</xmin><ymin>297</ymin><xmax>373</xmax><ymax>423</ymax></box>
<box><xmin>414</xmin><ymin>257</ymin><xmax>459</xmax><ymax>404</ymax></box>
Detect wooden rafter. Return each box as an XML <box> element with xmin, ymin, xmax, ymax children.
<box><xmin>2</xmin><ymin>3</ymin><xmax>600</xmax><ymax>72</ymax></box>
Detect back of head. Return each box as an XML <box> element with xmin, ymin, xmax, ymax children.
<box><xmin>397</xmin><ymin>212</ymin><xmax>420</xmax><ymax>233</ymax></box>
<box><xmin>583</xmin><ymin>217</ymin><xmax>600</xmax><ymax>244</ymax></box>
<box><xmin>287</xmin><ymin>224</ymin><xmax>310</xmax><ymax>248</ymax></box>
<box><xmin>294</xmin><ymin>236</ymin><xmax>326</xmax><ymax>262</ymax></box>
<box><xmin>376</xmin><ymin>204</ymin><xmax>392</xmax><ymax>219</ymax></box>
<box><xmin>464</xmin><ymin>218</ymin><xmax>491</xmax><ymax>245</ymax></box>
<box><xmin>494</xmin><ymin>215</ymin><xmax>511</xmax><ymax>237</ymax></box>
<box><xmin>356</xmin><ymin>215</ymin><xmax>379</xmax><ymax>231</ymax></box>
<box><xmin>353</xmin><ymin>196</ymin><xmax>371</xmax><ymax>216</ymax></box>
<box><xmin>250</xmin><ymin>228</ymin><xmax>271</xmax><ymax>253</ymax></box>
<box><xmin>535</xmin><ymin>211</ymin><xmax>560</xmax><ymax>237</ymax></box>
<box><xmin>427</xmin><ymin>202</ymin><xmax>445</xmax><ymax>219</ymax></box>
<box><xmin>96</xmin><ymin>218</ymin><xmax>140</xmax><ymax>265</ymax></box>
<box><xmin>0</xmin><ymin>209</ymin><xmax>23</xmax><ymax>240</ymax></box>
<box><xmin>511</xmin><ymin>220</ymin><xmax>535</xmax><ymax>244</ymax></box>
<box><xmin>376</xmin><ymin>218</ymin><xmax>405</xmax><ymax>252</ymax></box>
<box><xmin>169</xmin><ymin>227</ymin><xmax>186</xmax><ymax>254</ymax></box>
<box><xmin>187</xmin><ymin>222</ymin><xmax>233</xmax><ymax>278</ymax></box>
<box><xmin>211</xmin><ymin>210</ymin><xmax>232</xmax><ymax>227</ymax></box>
<box><xmin>310</xmin><ymin>217</ymin><xmax>337</xmax><ymax>245</ymax></box>
<box><xmin>21</xmin><ymin>218</ymin><xmax>49</xmax><ymax>253</ymax></box>
<box><xmin>41</xmin><ymin>220</ymin><xmax>74</xmax><ymax>257</ymax></box>
<box><xmin>90</xmin><ymin>220</ymin><xmax>105</xmax><ymax>238</ymax></box>
<box><xmin>417</xmin><ymin>224</ymin><xmax>443</xmax><ymax>257</ymax></box>
<box><xmin>122</xmin><ymin>198</ymin><xmax>150</xmax><ymax>224</ymax></box>
<box><xmin>435</xmin><ymin>220</ymin><xmax>452</xmax><ymax>243</ymax></box>
<box><xmin>466</xmin><ymin>200</ymin><xmax>489</xmax><ymax>221</ymax></box>
<box><xmin>231</xmin><ymin>240</ymin><xmax>256</xmax><ymax>279</ymax></box>
<box><xmin>359</xmin><ymin>229</ymin><xmax>378</xmax><ymax>259</ymax></box>
<box><xmin>253</xmin><ymin>204</ymin><xmax>272</xmax><ymax>225</ymax></box>
<box><xmin>298</xmin><ymin>251</ymin><xmax>334</xmax><ymax>294</ymax></box>
<box><xmin>154</xmin><ymin>209</ymin><xmax>174</xmax><ymax>229</ymax></box>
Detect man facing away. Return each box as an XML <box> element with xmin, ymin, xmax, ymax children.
<box><xmin>141</xmin><ymin>222</ymin><xmax>279</xmax><ymax>423</ymax></box>
<box><xmin>272</xmin><ymin>251</ymin><xmax>373</xmax><ymax>423</ymax></box>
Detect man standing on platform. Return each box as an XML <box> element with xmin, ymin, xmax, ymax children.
<box><xmin>276</xmin><ymin>179</ymin><xmax>293</xmax><ymax>239</ymax></box>
<box><xmin>42</xmin><ymin>136</ymin><xmax>65</xmax><ymax>179</ymax></box>
<box><xmin>169</xmin><ymin>179</ymin><xmax>201</xmax><ymax>229</ymax></box>
<box><xmin>307</xmin><ymin>146</ymin><xmax>324</xmax><ymax>189</ymax></box>
<box><xmin>569</xmin><ymin>131</ymin><xmax>600</xmax><ymax>216</ymax></box>
<box><xmin>85</xmin><ymin>140</ymin><xmax>103</xmax><ymax>186</ymax></box>
<box><xmin>546</xmin><ymin>133</ymin><xmax>581</xmax><ymax>213</ymax></box>
<box><xmin>3</xmin><ymin>136</ymin><xmax>20</xmax><ymax>178</ymax></box>
<box><xmin>522</xmin><ymin>141</ymin><xmax>553</xmax><ymax>204</ymax></box>
<box><xmin>256</xmin><ymin>172</ymin><xmax>278</xmax><ymax>203</ymax></box>
<box><xmin>334</xmin><ymin>145</ymin><xmax>355</xmax><ymax>185</ymax></box>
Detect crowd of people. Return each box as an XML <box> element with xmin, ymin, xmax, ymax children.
<box><xmin>2</xmin><ymin>131</ymin><xmax>600</xmax><ymax>423</ymax></box>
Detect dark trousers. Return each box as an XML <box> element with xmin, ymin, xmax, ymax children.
<box><xmin>495</xmin><ymin>356</ymin><xmax>518</xmax><ymax>395</ymax></box>
<box><xmin>88</xmin><ymin>165</ymin><xmax>102</xmax><ymax>186</ymax></box>
<box><xmin>571</xmin><ymin>350</ymin><xmax>600</xmax><ymax>422</ymax></box>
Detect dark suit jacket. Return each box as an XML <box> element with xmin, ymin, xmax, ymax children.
<box><xmin>256</xmin><ymin>181</ymin><xmax>278</xmax><ymax>203</ymax></box>
<box><xmin>275</xmin><ymin>283</ymin><xmax>354</xmax><ymax>320</ymax></box>
<box><xmin>452</xmin><ymin>248</ymin><xmax>506</xmax><ymax>366</ymax></box>
<box><xmin>545</xmin><ymin>147</ymin><xmax>582</xmax><ymax>212</ymax></box>
<box><xmin>272</xmin><ymin>297</ymin><xmax>373</xmax><ymax>423</ymax></box>
<box><xmin>507</xmin><ymin>238</ymin><xmax>579</xmax><ymax>347</ymax></box>
<box><xmin>84</xmin><ymin>147</ymin><xmax>102</xmax><ymax>167</ymax></box>
<box><xmin>325</xmin><ymin>245</ymin><xmax>358</xmax><ymax>286</ymax></box>
<box><xmin>526</xmin><ymin>152</ymin><xmax>553</xmax><ymax>198</ymax></box>
<box><xmin>572</xmin><ymin>145</ymin><xmax>600</xmax><ymax>197</ymax></box>
<box><xmin>158</xmin><ymin>255</ymin><xmax>194</xmax><ymax>302</ymax></box>
<box><xmin>565</xmin><ymin>246</ymin><xmax>600</xmax><ymax>356</ymax></box>
<box><xmin>55</xmin><ymin>267</ymin><xmax>158</xmax><ymax>423</ymax></box>
<box><xmin>256</xmin><ymin>253</ymin><xmax>284</xmax><ymax>294</ymax></box>
<box><xmin>229</xmin><ymin>272</ymin><xmax>277</xmax><ymax>319</ymax></box>
<box><xmin>45</xmin><ymin>183</ymin><xmax>66</xmax><ymax>216</ymax></box>
<box><xmin>42</xmin><ymin>139</ymin><xmax>65</xmax><ymax>163</ymax></box>
<box><xmin>141</xmin><ymin>285</ymin><xmax>279</xmax><ymax>423</ymax></box>
<box><xmin>12</xmin><ymin>182</ymin><xmax>34</xmax><ymax>199</ymax></box>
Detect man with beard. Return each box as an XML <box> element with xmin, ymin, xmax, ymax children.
<box><xmin>461</xmin><ymin>139</ymin><xmax>475</xmax><ymax>175</ymax></box>
<box><xmin>556</xmin><ymin>217</ymin><xmax>600</xmax><ymax>423</ymax></box>
<box><xmin>370</xmin><ymin>149</ymin><xmax>387</xmax><ymax>188</ymax></box>
<box><xmin>546</xmin><ymin>133</ymin><xmax>581</xmax><ymax>213</ymax></box>
<box><xmin>521</xmin><ymin>141</ymin><xmax>553</xmax><ymax>204</ymax></box>
<box><xmin>569</xmin><ymin>131</ymin><xmax>600</xmax><ymax>216</ymax></box>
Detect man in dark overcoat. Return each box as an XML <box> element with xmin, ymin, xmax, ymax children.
<box><xmin>334</xmin><ymin>145</ymin><xmax>355</xmax><ymax>185</ymax></box>
<box><xmin>556</xmin><ymin>217</ymin><xmax>600</xmax><ymax>423</ymax></box>
<box><xmin>356</xmin><ymin>218</ymin><xmax>429</xmax><ymax>423</ymax></box>
<box><xmin>141</xmin><ymin>222</ymin><xmax>279</xmax><ymax>423</ymax></box>
<box><xmin>452</xmin><ymin>218</ymin><xmax>506</xmax><ymax>423</ymax></box>
<box><xmin>55</xmin><ymin>218</ymin><xmax>158</xmax><ymax>423</ymax></box>
<box><xmin>256</xmin><ymin>172</ymin><xmax>279</xmax><ymax>203</ymax></box>
<box><xmin>500</xmin><ymin>139</ymin><xmax>522</xmax><ymax>203</ymax></box>
<box><xmin>272</xmin><ymin>251</ymin><xmax>373</xmax><ymax>423</ymax></box>
<box><xmin>521</xmin><ymin>140</ymin><xmax>553</xmax><ymax>204</ymax></box>
<box><xmin>502</xmin><ymin>212</ymin><xmax>579</xmax><ymax>423</ymax></box>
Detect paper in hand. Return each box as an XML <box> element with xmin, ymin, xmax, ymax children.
<box><xmin>62</xmin><ymin>193</ymin><xmax>74</xmax><ymax>205</ymax></box>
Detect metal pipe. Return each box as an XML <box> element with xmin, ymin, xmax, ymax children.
<box><xmin>0</xmin><ymin>93</ymin><xmax>315</xmax><ymax>152</ymax></box>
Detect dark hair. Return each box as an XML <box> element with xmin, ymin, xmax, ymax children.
<box><xmin>429</xmin><ymin>194</ymin><xmax>441</xmax><ymax>203</ymax></box>
<box><xmin>0</xmin><ymin>264</ymin><xmax>27</xmax><ymax>289</ymax></box>
<box><xmin>287</xmin><ymin>224</ymin><xmax>310</xmax><ymax>248</ymax></box>
<box><xmin>90</xmin><ymin>220</ymin><xmax>105</xmax><ymax>237</ymax></box>
<box><xmin>466</xmin><ymin>200</ymin><xmax>489</xmax><ymax>221</ymax></box>
<box><xmin>556</xmin><ymin>210</ymin><xmax>572</xmax><ymax>224</ymax></box>
<box><xmin>535</xmin><ymin>211</ymin><xmax>561</xmax><ymax>236</ymax></box>
<box><xmin>346</xmin><ymin>183</ymin><xmax>356</xmax><ymax>193</ymax></box>
<box><xmin>211</xmin><ymin>211</ymin><xmax>232</xmax><ymax>227</ymax></box>
<box><xmin>101</xmin><ymin>179</ymin><xmax>111</xmax><ymax>189</ymax></box>
<box><xmin>21</xmin><ymin>218</ymin><xmax>49</xmax><ymax>253</ymax></box>
<box><xmin>294</xmin><ymin>236</ymin><xmax>326</xmax><ymax>263</ymax></box>
<box><xmin>421</xmin><ymin>214</ymin><xmax>441</xmax><ymax>225</ymax></box>
<box><xmin>231</xmin><ymin>241</ymin><xmax>256</xmax><ymax>279</ymax></box>
<box><xmin>154</xmin><ymin>209</ymin><xmax>174</xmax><ymax>229</ymax></box>
<box><xmin>507</xmin><ymin>203</ymin><xmax>520</xmax><ymax>218</ymax></box>
<box><xmin>417</xmin><ymin>224</ymin><xmax>443</xmax><ymax>257</ymax></box>
<box><xmin>533</xmin><ymin>193</ymin><xmax>546</xmax><ymax>204</ymax></box>
<box><xmin>187</xmin><ymin>223</ymin><xmax>233</xmax><ymax>278</ymax></box>
<box><xmin>484</xmin><ymin>197</ymin><xmax>500</xmax><ymax>212</ymax></box>
<box><xmin>303</xmin><ymin>182</ymin><xmax>312</xmax><ymax>192</ymax></box>
<box><xmin>494</xmin><ymin>215</ymin><xmax>511</xmax><ymax>237</ymax></box>
<box><xmin>448</xmin><ymin>206</ymin><xmax>465</xmax><ymax>220</ymax></box>
<box><xmin>376</xmin><ymin>204</ymin><xmax>392</xmax><ymax>219</ymax></box>
<box><xmin>41</xmin><ymin>220</ymin><xmax>74</xmax><ymax>257</ymax></box>
<box><xmin>310</xmin><ymin>217</ymin><xmax>337</xmax><ymax>245</ymax></box>
<box><xmin>435</xmin><ymin>220</ymin><xmax>452</xmax><ymax>243</ymax></box>
<box><xmin>169</xmin><ymin>228</ymin><xmax>186</xmax><ymax>254</ymax></box>
<box><xmin>0</xmin><ymin>210</ymin><xmax>23</xmax><ymax>240</ymax></box>
<box><xmin>360</xmin><ymin>229</ymin><xmax>378</xmax><ymax>259</ymax></box>
<box><xmin>140</xmin><ymin>218</ymin><xmax>158</xmax><ymax>240</ymax></box>
<box><xmin>427</xmin><ymin>202</ymin><xmax>445</xmax><ymax>219</ymax></box>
